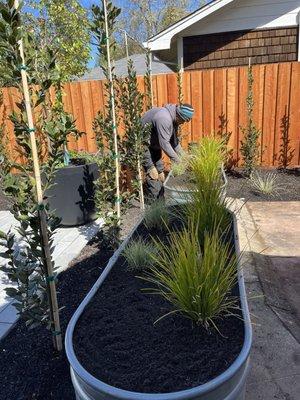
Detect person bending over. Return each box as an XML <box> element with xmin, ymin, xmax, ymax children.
<box><xmin>142</xmin><ymin>103</ymin><xmax>194</xmax><ymax>200</ymax></box>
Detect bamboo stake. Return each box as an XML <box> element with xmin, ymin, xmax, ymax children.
<box><xmin>124</xmin><ymin>30</ymin><xmax>129</xmax><ymax>61</ymax></box>
<box><xmin>103</xmin><ymin>0</ymin><xmax>121</xmax><ymax>221</ymax></box>
<box><xmin>14</xmin><ymin>0</ymin><xmax>62</xmax><ymax>351</ymax></box>
<box><xmin>137</xmin><ymin>158</ymin><xmax>145</xmax><ymax>211</ymax></box>
<box><xmin>149</xmin><ymin>52</ymin><xmax>154</xmax><ymax>107</ymax></box>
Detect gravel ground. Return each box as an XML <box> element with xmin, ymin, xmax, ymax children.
<box><xmin>226</xmin><ymin>168</ymin><xmax>300</xmax><ymax>202</ymax></box>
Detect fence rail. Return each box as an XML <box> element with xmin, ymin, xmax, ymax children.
<box><xmin>1</xmin><ymin>61</ymin><xmax>300</xmax><ymax>167</ymax></box>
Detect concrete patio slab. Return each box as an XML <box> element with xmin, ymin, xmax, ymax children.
<box><xmin>0</xmin><ymin>211</ymin><xmax>104</xmax><ymax>339</ymax></box>
<box><xmin>234</xmin><ymin>201</ymin><xmax>300</xmax><ymax>400</ymax></box>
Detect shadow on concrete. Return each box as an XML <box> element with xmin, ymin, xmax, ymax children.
<box><xmin>253</xmin><ymin>252</ymin><xmax>300</xmax><ymax>343</ymax></box>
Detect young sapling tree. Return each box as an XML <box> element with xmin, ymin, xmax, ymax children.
<box><xmin>0</xmin><ymin>0</ymin><xmax>63</xmax><ymax>350</ymax></box>
<box><xmin>91</xmin><ymin>0</ymin><xmax>121</xmax><ymax>223</ymax></box>
<box><xmin>240</xmin><ymin>62</ymin><xmax>261</xmax><ymax>177</ymax></box>
<box><xmin>119</xmin><ymin>59</ymin><xmax>151</xmax><ymax>210</ymax></box>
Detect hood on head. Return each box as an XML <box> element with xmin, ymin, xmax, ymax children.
<box><xmin>164</xmin><ymin>104</ymin><xmax>177</xmax><ymax>122</ymax></box>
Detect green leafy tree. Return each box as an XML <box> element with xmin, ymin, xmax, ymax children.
<box><xmin>26</xmin><ymin>0</ymin><xmax>90</xmax><ymax>81</ymax></box>
<box><xmin>240</xmin><ymin>65</ymin><xmax>261</xmax><ymax>176</ymax></box>
<box><xmin>0</xmin><ymin>1</ymin><xmax>80</xmax><ymax>349</ymax></box>
<box><xmin>113</xmin><ymin>0</ymin><xmax>189</xmax><ymax>59</ymax></box>
<box><xmin>0</xmin><ymin>0</ymin><xmax>60</xmax><ymax>338</ymax></box>
<box><xmin>91</xmin><ymin>1</ymin><xmax>124</xmax><ymax>225</ymax></box>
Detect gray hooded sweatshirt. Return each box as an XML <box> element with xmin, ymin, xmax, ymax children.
<box><xmin>142</xmin><ymin>104</ymin><xmax>181</xmax><ymax>163</ymax></box>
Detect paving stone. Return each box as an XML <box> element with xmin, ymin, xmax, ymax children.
<box><xmin>0</xmin><ymin>323</ymin><xmax>13</xmax><ymax>340</ymax></box>
<box><xmin>0</xmin><ymin>304</ymin><xmax>18</xmax><ymax>324</ymax></box>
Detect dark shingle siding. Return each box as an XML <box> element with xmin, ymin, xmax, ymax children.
<box><xmin>184</xmin><ymin>27</ymin><xmax>298</xmax><ymax>70</ymax></box>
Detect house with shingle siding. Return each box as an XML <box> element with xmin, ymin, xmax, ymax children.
<box><xmin>145</xmin><ymin>0</ymin><xmax>300</xmax><ymax>70</ymax></box>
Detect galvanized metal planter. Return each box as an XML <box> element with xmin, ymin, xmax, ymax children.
<box><xmin>164</xmin><ymin>164</ymin><xmax>228</xmax><ymax>205</ymax></box>
<box><xmin>65</xmin><ymin>213</ymin><xmax>252</xmax><ymax>400</ymax></box>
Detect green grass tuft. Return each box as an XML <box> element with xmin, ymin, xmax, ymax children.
<box><xmin>186</xmin><ymin>136</ymin><xmax>230</xmax><ymax>243</ymax></box>
<box><xmin>123</xmin><ymin>238</ymin><xmax>156</xmax><ymax>271</ymax></box>
<box><xmin>250</xmin><ymin>170</ymin><xmax>280</xmax><ymax>196</ymax></box>
<box><xmin>144</xmin><ymin>199</ymin><xmax>170</xmax><ymax>230</ymax></box>
<box><xmin>142</xmin><ymin>220</ymin><xmax>239</xmax><ymax>330</ymax></box>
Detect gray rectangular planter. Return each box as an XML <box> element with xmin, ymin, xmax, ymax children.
<box><xmin>65</xmin><ymin>212</ymin><xmax>252</xmax><ymax>400</ymax></box>
<box><xmin>164</xmin><ymin>164</ymin><xmax>228</xmax><ymax>205</ymax></box>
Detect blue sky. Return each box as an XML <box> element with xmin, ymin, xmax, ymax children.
<box><xmin>25</xmin><ymin>1</ymin><xmax>206</xmax><ymax>67</ymax></box>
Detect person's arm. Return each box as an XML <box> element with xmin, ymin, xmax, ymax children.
<box><xmin>174</xmin><ymin>143</ymin><xmax>183</xmax><ymax>155</ymax></box>
<box><xmin>155</xmin><ymin>120</ymin><xmax>180</xmax><ymax>163</ymax></box>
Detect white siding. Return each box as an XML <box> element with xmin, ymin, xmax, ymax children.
<box><xmin>182</xmin><ymin>0</ymin><xmax>300</xmax><ymax>37</ymax></box>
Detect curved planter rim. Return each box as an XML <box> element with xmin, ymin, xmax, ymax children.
<box><xmin>65</xmin><ymin>213</ymin><xmax>252</xmax><ymax>400</ymax></box>
<box><xmin>164</xmin><ymin>164</ymin><xmax>228</xmax><ymax>195</ymax></box>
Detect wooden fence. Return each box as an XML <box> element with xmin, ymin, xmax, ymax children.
<box><xmin>1</xmin><ymin>61</ymin><xmax>300</xmax><ymax>167</ymax></box>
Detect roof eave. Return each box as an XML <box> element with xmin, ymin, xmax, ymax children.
<box><xmin>144</xmin><ymin>0</ymin><xmax>235</xmax><ymax>51</ymax></box>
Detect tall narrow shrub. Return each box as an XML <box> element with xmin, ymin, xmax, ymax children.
<box><xmin>91</xmin><ymin>1</ymin><xmax>122</xmax><ymax>224</ymax></box>
<box><xmin>119</xmin><ymin>59</ymin><xmax>150</xmax><ymax>210</ymax></box>
<box><xmin>240</xmin><ymin>64</ymin><xmax>261</xmax><ymax>176</ymax></box>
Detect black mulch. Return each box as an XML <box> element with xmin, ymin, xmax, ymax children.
<box><xmin>0</xmin><ymin>232</ymin><xmax>114</xmax><ymax>400</ymax></box>
<box><xmin>0</xmin><ymin>205</ymin><xmax>142</xmax><ymax>400</ymax></box>
<box><xmin>73</xmin><ymin>217</ymin><xmax>244</xmax><ymax>394</ymax></box>
<box><xmin>226</xmin><ymin>168</ymin><xmax>300</xmax><ymax>202</ymax></box>
<box><xmin>0</xmin><ymin>189</ymin><xmax>11</xmax><ymax>211</ymax></box>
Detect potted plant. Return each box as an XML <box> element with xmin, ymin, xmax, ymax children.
<box><xmin>40</xmin><ymin>84</ymin><xmax>100</xmax><ymax>227</ymax></box>
<box><xmin>64</xmin><ymin>135</ymin><xmax>252</xmax><ymax>400</ymax></box>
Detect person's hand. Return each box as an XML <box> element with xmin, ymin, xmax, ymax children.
<box><xmin>148</xmin><ymin>166</ymin><xmax>159</xmax><ymax>180</ymax></box>
<box><xmin>158</xmin><ymin>172</ymin><xmax>165</xmax><ymax>183</ymax></box>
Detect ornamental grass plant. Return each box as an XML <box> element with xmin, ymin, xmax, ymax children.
<box><xmin>144</xmin><ymin>199</ymin><xmax>170</xmax><ymax>230</ymax></box>
<box><xmin>143</xmin><ymin>219</ymin><xmax>238</xmax><ymax>330</ymax></box>
<box><xmin>186</xmin><ymin>136</ymin><xmax>231</xmax><ymax>244</ymax></box>
<box><xmin>123</xmin><ymin>238</ymin><xmax>156</xmax><ymax>271</ymax></box>
<box><xmin>250</xmin><ymin>170</ymin><xmax>280</xmax><ymax>196</ymax></box>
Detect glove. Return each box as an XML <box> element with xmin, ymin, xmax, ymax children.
<box><xmin>148</xmin><ymin>166</ymin><xmax>159</xmax><ymax>180</ymax></box>
<box><xmin>158</xmin><ymin>172</ymin><xmax>165</xmax><ymax>183</ymax></box>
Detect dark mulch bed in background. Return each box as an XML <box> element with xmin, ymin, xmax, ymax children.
<box><xmin>226</xmin><ymin>168</ymin><xmax>300</xmax><ymax>202</ymax></box>
<box><xmin>0</xmin><ymin>189</ymin><xmax>11</xmax><ymax>211</ymax></box>
<box><xmin>0</xmin><ymin>208</ymin><xmax>141</xmax><ymax>400</ymax></box>
<box><xmin>74</xmin><ymin>215</ymin><xmax>244</xmax><ymax>394</ymax></box>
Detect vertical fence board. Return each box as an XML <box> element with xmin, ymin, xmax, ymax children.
<box><xmin>289</xmin><ymin>63</ymin><xmax>300</xmax><ymax>165</ymax></box>
<box><xmin>62</xmin><ymin>83</ymin><xmax>78</xmax><ymax>151</ymax></box>
<box><xmin>69</xmin><ymin>82</ymin><xmax>87</xmax><ymax>152</ymax></box>
<box><xmin>190</xmin><ymin>71</ymin><xmax>202</xmax><ymax>143</ymax></box>
<box><xmin>274</xmin><ymin>63</ymin><xmax>292</xmax><ymax>166</ymax></box>
<box><xmin>238</xmin><ymin>66</ymin><xmax>248</xmax><ymax>164</ymax></box>
<box><xmin>202</xmin><ymin>69</ymin><xmax>213</xmax><ymax>135</ymax></box>
<box><xmin>227</xmin><ymin>67</ymin><xmax>239</xmax><ymax>163</ymax></box>
<box><xmin>182</xmin><ymin>72</ymin><xmax>192</xmax><ymax>147</ymax></box>
<box><xmin>80</xmin><ymin>81</ymin><xmax>97</xmax><ymax>153</ymax></box>
<box><xmin>262</xmin><ymin>64</ymin><xmax>278</xmax><ymax>166</ymax></box>
<box><xmin>166</xmin><ymin>74</ymin><xmax>178</xmax><ymax>104</ymax></box>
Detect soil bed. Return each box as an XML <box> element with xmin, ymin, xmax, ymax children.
<box><xmin>226</xmin><ymin>168</ymin><xmax>300</xmax><ymax>202</ymax></box>
<box><xmin>0</xmin><ymin>189</ymin><xmax>11</xmax><ymax>211</ymax></box>
<box><xmin>0</xmin><ymin>207</ymin><xmax>141</xmax><ymax>400</ymax></box>
<box><xmin>73</xmin><ymin>212</ymin><xmax>244</xmax><ymax>394</ymax></box>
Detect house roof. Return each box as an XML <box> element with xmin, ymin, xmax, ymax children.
<box><xmin>76</xmin><ymin>53</ymin><xmax>173</xmax><ymax>81</ymax></box>
<box><xmin>144</xmin><ymin>0</ymin><xmax>235</xmax><ymax>51</ymax></box>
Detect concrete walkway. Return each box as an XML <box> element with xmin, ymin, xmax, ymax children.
<box><xmin>236</xmin><ymin>201</ymin><xmax>300</xmax><ymax>400</ymax></box>
<box><xmin>0</xmin><ymin>210</ymin><xmax>104</xmax><ymax>339</ymax></box>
